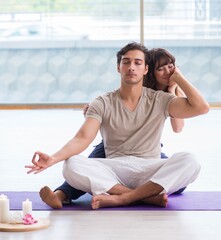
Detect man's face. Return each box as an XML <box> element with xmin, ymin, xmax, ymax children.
<box><xmin>118</xmin><ymin>50</ymin><xmax>148</xmax><ymax>85</ymax></box>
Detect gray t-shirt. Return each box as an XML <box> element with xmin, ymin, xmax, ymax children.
<box><xmin>86</xmin><ymin>87</ymin><xmax>175</xmax><ymax>159</ymax></box>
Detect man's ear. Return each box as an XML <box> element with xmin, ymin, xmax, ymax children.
<box><xmin>117</xmin><ymin>64</ymin><xmax>120</xmax><ymax>73</ymax></box>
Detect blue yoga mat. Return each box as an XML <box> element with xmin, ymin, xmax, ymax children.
<box><xmin>1</xmin><ymin>191</ymin><xmax>220</xmax><ymax>211</ymax></box>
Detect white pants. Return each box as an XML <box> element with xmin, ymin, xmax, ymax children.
<box><xmin>62</xmin><ymin>152</ymin><xmax>201</xmax><ymax>195</ymax></box>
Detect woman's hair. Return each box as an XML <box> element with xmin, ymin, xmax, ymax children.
<box><xmin>143</xmin><ymin>48</ymin><xmax>176</xmax><ymax>90</ymax></box>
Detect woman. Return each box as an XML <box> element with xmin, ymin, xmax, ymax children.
<box><xmin>145</xmin><ymin>48</ymin><xmax>185</xmax><ymax>133</ymax></box>
<box><xmin>40</xmin><ymin>48</ymin><xmax>186</xmax><ymax>208</ymax></box>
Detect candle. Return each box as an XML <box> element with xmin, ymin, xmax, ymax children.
<box><xmin>0</xmin><ymin>194</ymin><xmax>10</xmax><ymax>223</ymax></box>
<box><xmin>22</xmin><ymin>199</ymin><xmax>32</xmax><ymax>217</ymax></box>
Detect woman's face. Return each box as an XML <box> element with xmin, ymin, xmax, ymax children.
<box><xmin>154</xmin><ymin>61</ymin><xmax>175</xmax><ymax>90</ymax></box>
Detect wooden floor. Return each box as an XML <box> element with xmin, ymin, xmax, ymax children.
<box><xmin>0</xmin><ymin>108</ymin><xmax>220</xmax><ymax>239</ymax></box>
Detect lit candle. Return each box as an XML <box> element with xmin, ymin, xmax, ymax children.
<box><xmin>22</xmin><ymin>199</ymin><xmax>32</xmax><ymax>217</ymax></box>
<box><xmin>0</xmin><ymin>194</ymin><xmax>10</xmax><ymax>223</ymax></box>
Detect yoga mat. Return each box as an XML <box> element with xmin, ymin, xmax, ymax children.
<box><xmin>1</xmin><ymin>191</ymin><xmax>221</xmax><ymax>211</ymax></box>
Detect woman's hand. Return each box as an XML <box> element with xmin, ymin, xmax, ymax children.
<box><xmin>25</xmin><ymin>151</ymin><xmax>56</xmax><ymax>174</ymax></box>
<box><xmin>83</xmin><ymin>104</ymin><xmax>89</xmax><ymax>116</ymax></box>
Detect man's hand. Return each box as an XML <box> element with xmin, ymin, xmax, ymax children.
<box><xmin>25</xmin><ymin>151</ymin><xmax>56</xmax><ymax>174</ymax></box>
<box><xmin>169</xmin><ymin>66</ymin><xmax>185</xmax><ymax>84</ymax></box>
<box><xmin>168</xmin><ymin>67</ymin><xmax>186</xmax><ymax>97</ymax></box>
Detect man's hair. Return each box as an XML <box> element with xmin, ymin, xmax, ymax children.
<box><xmin>116</xmin><ymin>42</ymin><xmax>149</xmax><ymax>66</ymax></box>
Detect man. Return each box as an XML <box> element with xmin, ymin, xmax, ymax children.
<box><xmin>26</xmin><ymin>42</ymin><xmax>210</xmax><ymax>209</ymax></box>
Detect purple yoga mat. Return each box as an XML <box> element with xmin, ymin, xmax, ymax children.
<box><xmin>1</xmin><ymin>191</ymin><xmax>221</xmax><ymax>211</ymax></box>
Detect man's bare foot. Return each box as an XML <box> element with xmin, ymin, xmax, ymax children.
<box><xmin>142</xmin><ymin>193</ymin><xmax>168</xmax><ymax>207</ymax></box>
<box><xmin>91</xmin><ymin>193</ymin><xmax>168</xmax><ymax>209</ymax></box>
<box><xmin>39</xmin><ymin>186</ymin><xmax>65</xmax><ymax>209</ymax></box>
<box><xmin>91</xmin><ymin>194</ymin><xmax>128</xmax><ymax>209</ymax></box>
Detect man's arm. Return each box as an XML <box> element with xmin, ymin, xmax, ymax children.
<box><xmin>168</xmin><ymin>67</ymin><xmax>210</xmax><ymax>119</ymax></box>
<box><xmin>25</xmin><ymin>117</ymin><xmax>100</xmax><ymax>174</ymax></box>
<box><xmin>52</xmin><ymin>117</ymin><xmax>100</xmax><ymax>161</ymax></box>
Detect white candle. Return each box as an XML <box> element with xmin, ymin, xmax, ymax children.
<box><xmin>22</xmin><ymin>199</ymin><xmax>32</xmax><ymax>216</ymax></box>
<box><xmin>0</xmin><ymin>194</ymin><xmax>10</xmax><ymax>223</ymax></box>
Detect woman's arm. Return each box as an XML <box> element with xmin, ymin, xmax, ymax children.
<box><xmin>170</xmin><ymin>117</ymin><xmax>184</xmax><ymax>133</ymax></box>
<box><xmin>168</xmin><ymin>84</ymin><xmax>185</xmax><ymax>133</ymax></box>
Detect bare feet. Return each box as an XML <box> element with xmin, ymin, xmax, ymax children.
<box><xmin>39</xmin><ymin>186</ymin><xmax>65</xmax><ymax>209</ymax></box>
<box><xmin>91</xmin><ymin>194</ymin><xmax>128</xmax><ymax>209</ymax></box>
<box><xmin>91</xmin><ymin>193</ymin><xmax>168</xmax><ymax>209</ymax></box>
<box><xmin>142</xmin><ymin>193</ymin><xmax>168</xmax><ymax>207</ymax></box>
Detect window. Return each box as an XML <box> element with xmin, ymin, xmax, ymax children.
<box><xmin>0</xmin><ymin>1</ymin><xmax>140</xmax><ymax>41</ymax></box>
<box><xmin>0</xmin><ymin>0</ymin><xmax>220</xmax><ymax>105</ymax></box>
<box><xmin>143</xmin><ymin>0</ymin><xmax>221</xmax><ymax>40</ymax></box>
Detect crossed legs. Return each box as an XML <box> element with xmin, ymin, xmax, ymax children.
<box><xmin>40</xmin><ymin>152</ymin><xmax>200</xmax><ymax>209</ymax></box>
<box><xmin>39</xmin><ymin>181</ymin><xmax>167</xmax><ymax>209</ymax></box>
<box><xmin>91</xmin><ymin>181</ymin><xmax>166</xmax><ymax>209</ymax></box>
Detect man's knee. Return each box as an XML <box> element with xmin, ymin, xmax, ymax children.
<box><xmin>62</xmin><ymin>157</ymin><xmax>80</xmax><ymax>180</ymax></box>
<box><xmin>183</xmin><ymin>152</ymin><xmax>201</xmax><ymax>171</ymax></box>
<box><xmin>169</xmin><ymin>152</ymin><xmax>200</xmax><ymax>174</ymax></box>
<box><xmin>174</xmin><ymin>152</ymin><xmax>201</xmax><ymax>175</ymax></box>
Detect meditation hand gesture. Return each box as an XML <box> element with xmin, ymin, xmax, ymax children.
<box><xmin>25</xmin><ymin>151</ymin><xmax>56</xmax><ymax>174</ymax></box>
